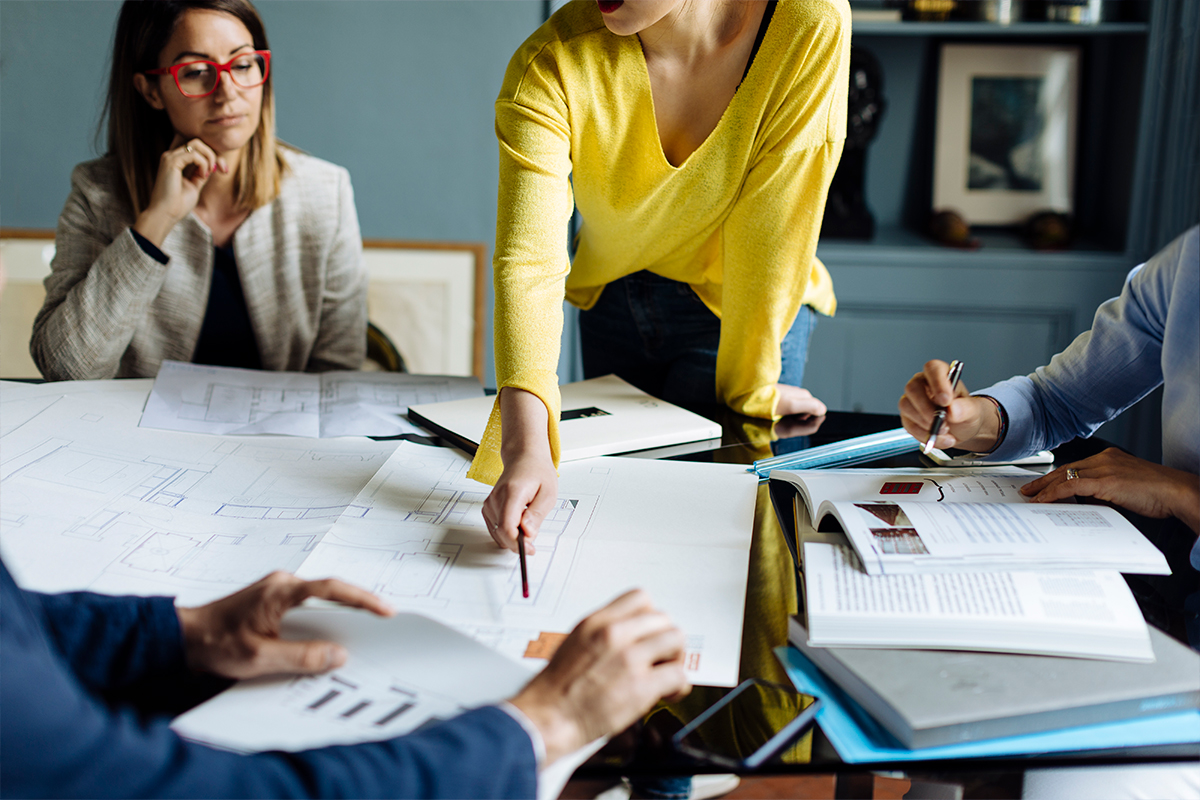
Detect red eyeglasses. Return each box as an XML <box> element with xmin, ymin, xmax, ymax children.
<box><xmin>145</xmin><ymin>50</ymin><xmax>270</xmax><ymax>98</ymax></box>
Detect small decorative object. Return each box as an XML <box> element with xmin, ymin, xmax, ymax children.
<box><xmin>953</xmin><ymin>0</ymin><xmax>1024</xmax><ymax>23</ymax></box>
<box><xmin>822</xmin><ymin>46</ymin><xmax>886</xmax><ymax>240</ymax></box>
<box><xmin>928</xmin><ymin>209</ymin><xmax>981</xmax><ymax>249</ymax></box>
<box><xmin>1038</xmin><ymin>0</ymin><xmax>1104</xmax><ymax>23</ymax></box>
<box><xmin>1022</xmin><ymin>210</ymin><xmax>1073</xmax><ymax>249</ymax></box>
<box><xmin>904</xmin><ymin>0</ymin><xmax>957</xmax><ymax>21</ymax></box>
<box><xmin>932</xmin><ymin>43</ymin><xmax>1080</xmax><ymax>226</ymax></box>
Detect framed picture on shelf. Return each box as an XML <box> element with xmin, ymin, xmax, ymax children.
<box><xmin>933</xmin><ymin>44</ymin><xmax>1080</xmax><ymax>225</ymax></box>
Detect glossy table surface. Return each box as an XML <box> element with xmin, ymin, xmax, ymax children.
<box><xmin>572</xmin><ymin>407</ymin><xmax>1200</xmax><ymax>778</ymax></box>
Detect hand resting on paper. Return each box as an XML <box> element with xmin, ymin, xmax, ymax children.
<box><xmin>899</xmin><ymin>359</ymin><xmax>1002</xmax><ymax>453</ymax></box>
<box><xmin>179</xmin><ymin>575</ymin><xmax>691</xmax><ymax>768</ymax></box>
<box><xmin>175</xmin><ymin>572</ymin><xmax>395</xmax><ymax>680</ymax></box>
<box><xmin>483</xmin><ymin>387</ymin><xmax>558</xmax><ymax>554</ymax></box>
<box><xmin>1021</xmin><ymin>448</ymin><xmax>1200</xmax><ymax>534</ymax></box>
<box><xmin>511</xmin><ymin>589</ymin><xmax>692</xmax><ymax>766</ymax></box>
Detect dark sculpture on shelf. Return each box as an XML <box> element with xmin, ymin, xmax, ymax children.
<box><xmin>822</xmin><ymin>46</ymin><xmax>886</xmax><ymax>240</ymax></box>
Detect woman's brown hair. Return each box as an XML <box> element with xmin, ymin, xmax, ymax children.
<box><xmin>103</xmin><ymin>0</ymin><xmax>287</xmax><ymax>215</ymax></box>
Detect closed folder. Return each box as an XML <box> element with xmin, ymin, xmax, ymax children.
<box><xmin>408</xmin><ymin>374</ymin><xmax>722</xmax><ymax>461</ymax></box>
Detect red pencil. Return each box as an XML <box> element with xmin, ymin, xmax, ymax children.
<box><xmin>518</xmin><ymin>531</ymin><xmax>529</xmax><ymax>598</ymax></box>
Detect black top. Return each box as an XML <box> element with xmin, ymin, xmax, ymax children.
<box><xmin>741</xmin><ymin>0</ymin><xmax>777</xmax><ymax>85</ymax></box>
<box><xmin>131</xmin><ymin>229</ymin><xmax>261</xmax><ymax>370</ymax></box>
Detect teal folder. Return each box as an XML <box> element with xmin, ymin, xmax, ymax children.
<box><xmin>773</xmin><ymin>645</ymin><xmax>1200</xmax><ymax>763</ymax></box>
<box><xmin>750</xmin><ymin>428</ymin><xmax>918</xmax><ymax>478</ymax></box>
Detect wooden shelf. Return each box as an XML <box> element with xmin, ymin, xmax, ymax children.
<box><xmin>816</xmin><ymin>226</ymin><xmax>1132</xmax><ymax>271</ymax></box>
<box><xmin>850</xmin><ymin>21</ymin><xmax>1149</xmax><ymax>36</ymax></box>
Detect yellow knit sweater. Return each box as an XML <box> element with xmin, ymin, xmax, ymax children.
<box><xmin>470</xmin><ymin>0</ymin><xmax>849</xmax><ymax>484</ymax></box>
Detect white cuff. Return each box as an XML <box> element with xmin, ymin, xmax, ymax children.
<box><xmin>499</xmin><ymin>701</ymin><xmax>546</xmax><ymax>768</ymax></box>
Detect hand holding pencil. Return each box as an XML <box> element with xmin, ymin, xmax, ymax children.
<box><xmin>899</xmin><ymin>359</ymin><xmax>1004</xmax><ymax>454</ymax></box>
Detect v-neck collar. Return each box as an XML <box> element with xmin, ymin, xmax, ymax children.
<box><xmin>634</xmin><ymin>1</ymin><xmax>777</xmax><ymax>171</ymax></box>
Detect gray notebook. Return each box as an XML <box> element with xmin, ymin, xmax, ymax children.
<box><xmin>788</xmin><ymin>616</ymin><xmax>1200</xmax><ymax>749</ymax></box>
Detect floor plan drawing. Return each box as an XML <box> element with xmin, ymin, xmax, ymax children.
<box><xmin>139</xmin><ymin>361</ymin><xmax>483</xmax><ymax>437</ymax></box>
<box><xmin>295</xmin><ymin>442</ymin><xmax>757</xmax><ymax>686</ymax></box>
<box><xmin>171</xmin><ymin>609</ymin><xmax>537</xmax><ymax>755</ymax></box>
<box><xmin>0</xmin><ymin>390</ymin><xmax>396</xmax><ymax>604</ymax></box>
<box><xmin>297</xmin><ymin>443</ymin><xmax>602</xmax><ymax>620</ymax></box>
<box><xmin>179</xmin><ymin>384</ymin><xmax>319</xmax><ymax>425</ymax></box>
<box><xmin>2</xmin><ymin>383</ymin><xmax>758</xmax><ymax>688</ymax></box>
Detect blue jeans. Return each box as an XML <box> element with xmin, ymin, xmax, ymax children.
<box><xmin>579</xmin><ymin>271</ymin><xmax>818</xmax><ymax>405</ymax></box>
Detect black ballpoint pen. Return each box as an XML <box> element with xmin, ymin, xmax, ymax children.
<box><xmin>923</xmin><ymin>359</ymin><xmax>964</xmax><ymax>455</ymax></box>
<box><xmin>518</xmin><ymin>531</ymin><xmax>529</xmax><ymax>599</ymax></box>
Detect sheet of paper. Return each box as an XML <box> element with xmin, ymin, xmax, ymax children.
<box><xmin>295</xmin><ymin>441</ymin><xmax>757</xmax><ymax>687</ymax></box>
<box><xmin>774</xmin><ymin>645</ymin><xmax>1200</xmax><ymax>763</ymax></box>
<box><xmin>173</xmin><ymin>608</ymin><xmax>536</xmax><ymax>750</ymax></box>
<box><xmin>140</xmin><ymin>361</ymin><xmax>482</xmax><ymax>437</ymax></box>
<box><xmin>776</xmin><ymin>467</ymin><xmax>1040</xmax><ymax>517</ymax></box>
<box><xmin>1</xmin><ymin>379</ymin><xmax>154</xmax><ymax>436</ymax></box>
<box><xmin>316</xmin><ymin>370</ymin><xmax>482</xmax><ymax>437</ymax></box>
<box><xmin>0</xmin><ymin>390</ymin><xmax>397</xmax><ymax>604</ymax></box>
<box><xmin>827</xmin><ymin>497</ymin><xmax>1170</xmax><ymax>576</ymax></box>
<box><xmin>173</xmin><ymin>607</ymin><xmax>604</xmax><ymax>800</ymax></box>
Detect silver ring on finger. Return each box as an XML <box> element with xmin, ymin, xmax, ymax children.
<box><xmin>1066</xmin><ymin>467</ymin><xmax>1079</xmax><ymax>480</ymax></box>
<box><xmin>185</xmin><ymin>144</ymin><xmax>194</xmax><ymax>154</ymax></box>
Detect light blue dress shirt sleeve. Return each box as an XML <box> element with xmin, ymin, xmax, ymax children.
<box><xmin>976</xmin><ymin>227</ymin><xmax>1199</xmax><ymax>567</ymax></box>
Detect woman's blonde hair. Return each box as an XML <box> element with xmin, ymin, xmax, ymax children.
<box><xmin>103</xmin><ymin>0</ymin><xmax>287</xmax><ymax>215</ymax></box>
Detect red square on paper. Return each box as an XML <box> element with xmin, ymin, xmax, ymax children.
<box><xmin>880</xmin><ymin>482</ymin><xmax>923</xmax><ymax>495</ymax></box>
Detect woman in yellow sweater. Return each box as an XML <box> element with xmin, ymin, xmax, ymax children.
<box><xmin>477</xmin><ymin>0</ymin><xmax>849</xmax><ymax>555</ymax></box>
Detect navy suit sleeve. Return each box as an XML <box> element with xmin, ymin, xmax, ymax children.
<box><xmin>30</xmin><ymin>588</ymin><xmax>189</xmax><ymax>692</ymax></box>
<box><xmin>1</xmin><ymin>563</ymin><xmax>538</xmax><ymax>799</ymax></box>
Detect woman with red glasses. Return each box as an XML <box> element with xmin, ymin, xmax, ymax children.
<box><xmin>32</xmin><ymin>0</ymin><xmax>367</xmax><ymax>380</ymax></box>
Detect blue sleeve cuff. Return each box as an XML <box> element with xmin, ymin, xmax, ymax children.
<box><xmin>975</xmin><ymin>377</ymin><xmax>1042</xmax><ymax>462</ymax></box>
<box><xmin>130</xmin><ymin>228</ymin><xmax>169</xmax><ymax>265</ymax></box>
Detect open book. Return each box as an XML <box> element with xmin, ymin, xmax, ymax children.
<box><xmin>770</xmin><ymin>467</ymin><xmax>1170</xmax><ymax>576</ymax></box>
<box><xmin>800</xmin><ymin>538</ymin><xmax>1155</xmax><ymax>662</ymax></box>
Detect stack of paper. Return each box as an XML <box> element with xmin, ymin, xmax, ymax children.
<box><xmin>1</xmin><ymin>377</ymin><xmax>758</xmax><ymax>775</ymax></box>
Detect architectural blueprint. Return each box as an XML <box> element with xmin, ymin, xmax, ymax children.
<box><xmin>0</xmin><ymin>387</ymin><xmax>397</xmax><ymax>604</ymax></box>
<box><xmin>171</xmin><ymin>608</ymin><xmax>601</xmax><ymax>800</ymax></box>
<box><xmin>172</xmin><ymin>609</ymin><xmax>534</xmax><ymax>752</ymax></box>
<box><xmin>140</xmin><ymin>361</ymin><xmax>482</xmax><ymax>437</ymax></box>
<box><xmin>2</xmin><ymin>381</ymin><xmax>757</xmax><ymax>685</ymax></box>
<box><xmin>296</xmin><ymin>442</ymin><xmax>758</xmax><ymax>686</ymax></box>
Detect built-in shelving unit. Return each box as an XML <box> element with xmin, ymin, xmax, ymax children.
<box><xmin>804</xmin><ymin>2</ymin><xmax>1195</xmax><ymax>459</ymax></box>
<box><xmin>849</xmin><ymin>21</ymin><xmax>1149</xmax><ymax>36</ymax></box>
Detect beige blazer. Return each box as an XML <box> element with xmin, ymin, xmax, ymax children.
<box><xmin>31</xmin><ymin>150</ymin><xmax>367</xmax><ymax>380</ymax></box>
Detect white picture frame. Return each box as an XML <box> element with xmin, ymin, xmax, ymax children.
<box><xmin>362</xmin><ymin>239</ymin><xmax>485</xmax><ymax>380</ymax></box>
<box><xmin>933</xmin><ymin>44</ymin><xmax>1080</xmax><ymax>225</ymax></box>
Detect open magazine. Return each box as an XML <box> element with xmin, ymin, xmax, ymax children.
<box><xmin>770</xmin><ymin>467</ymin><xmax>1170</xmax><ymax>577</ymax></box>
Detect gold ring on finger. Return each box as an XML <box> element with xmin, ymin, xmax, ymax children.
<box><xmin>1066</xmin><ymin>467</ymin><xmax>1079</xmax><ymax>480</ymax></box>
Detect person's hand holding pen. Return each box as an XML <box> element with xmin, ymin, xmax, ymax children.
<box><xmin>899</xmin><ymin>359</ymin><xmax>1004</xmax><ymax>453</ymax></box>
